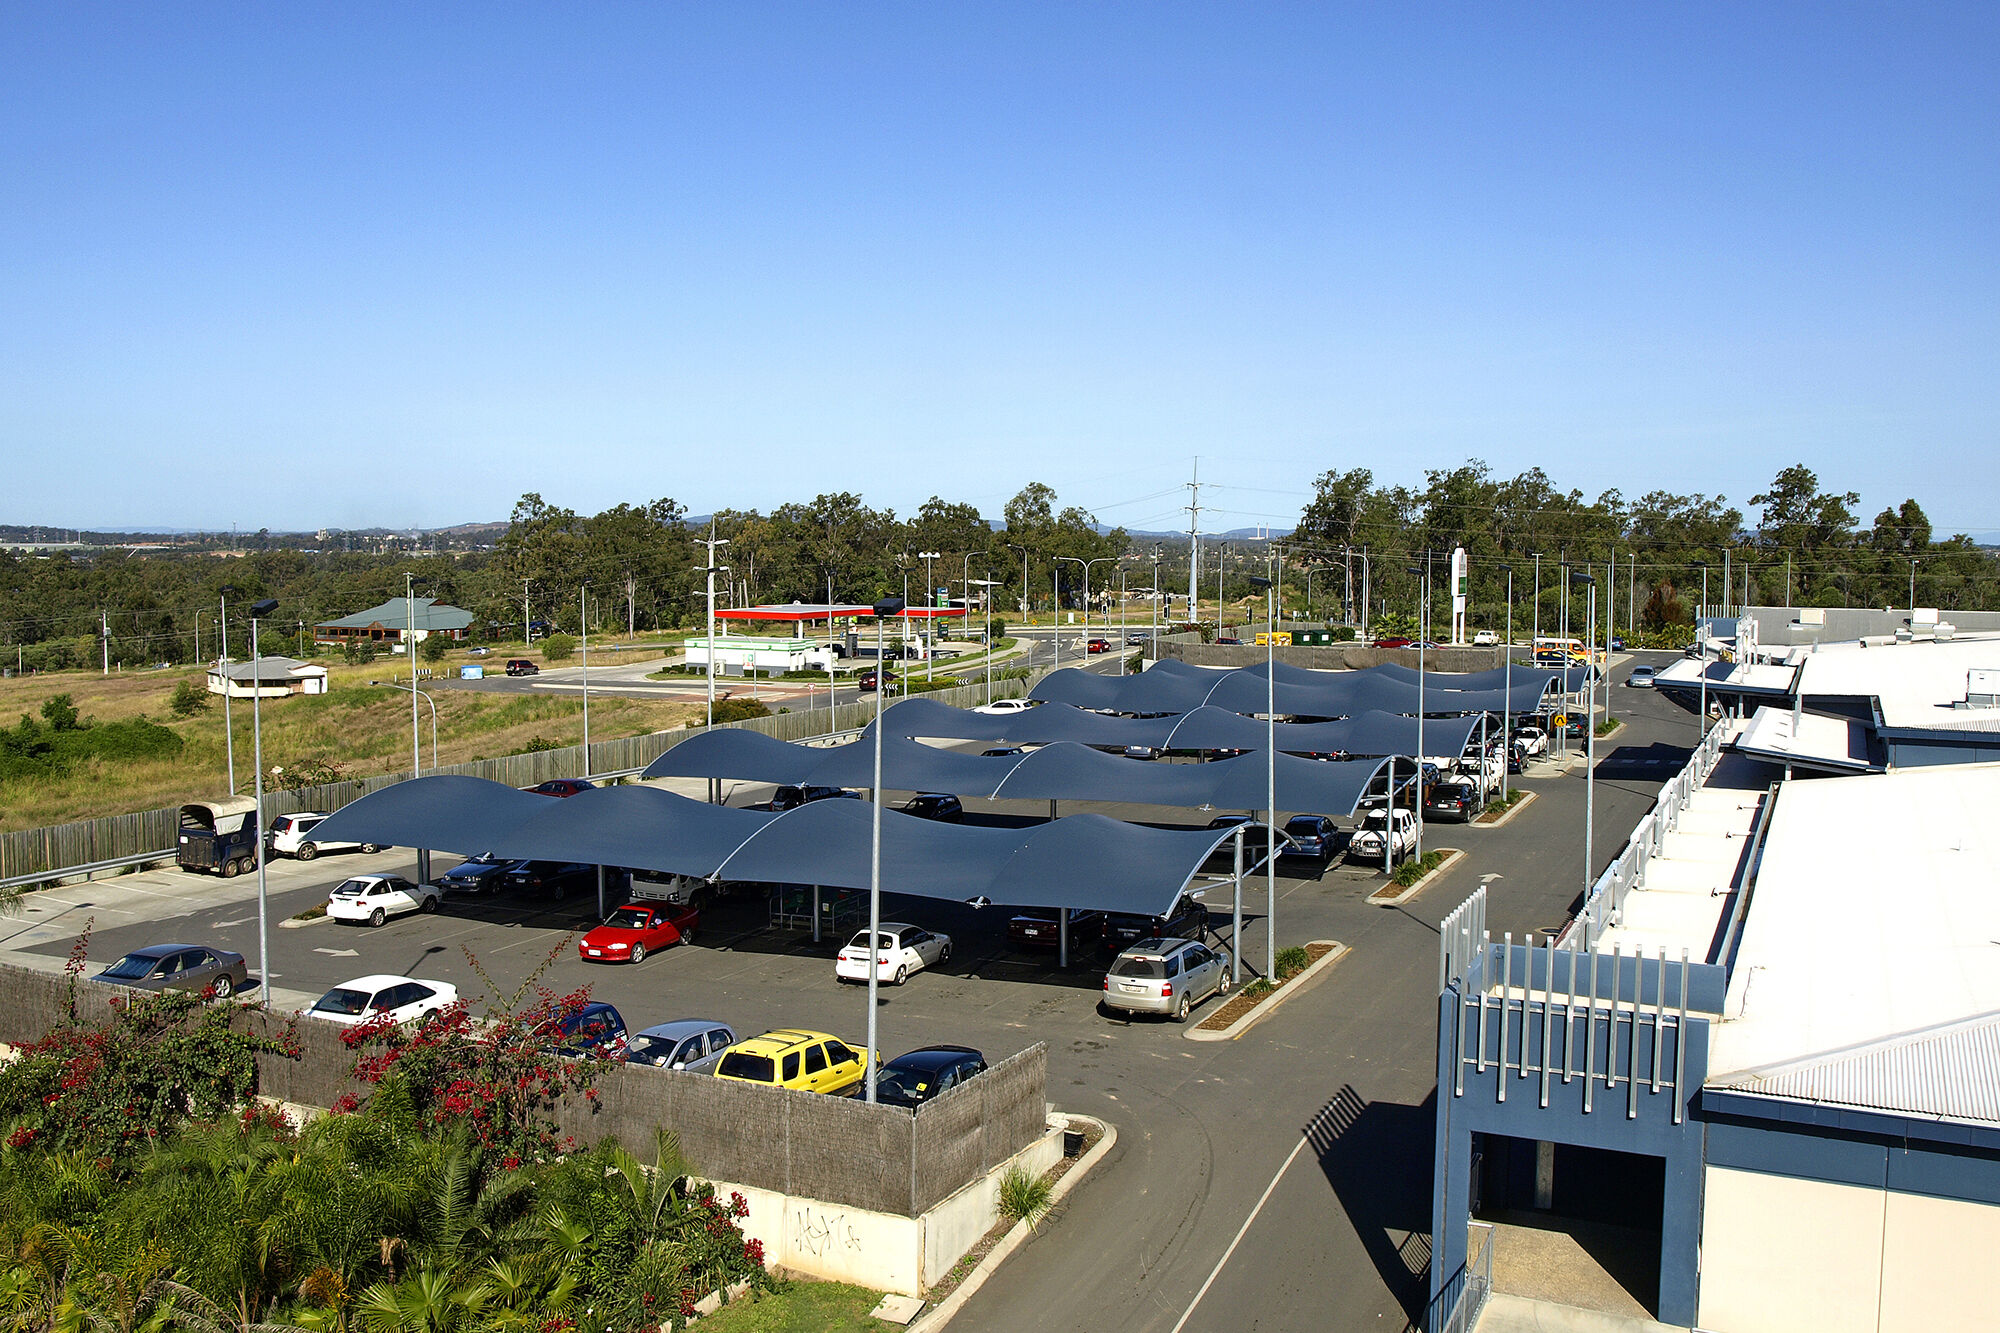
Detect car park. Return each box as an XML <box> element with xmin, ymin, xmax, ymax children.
<box><xmin>1347</xmin><ymin>807</ymin><xmax>1420</xmax><ymax>863</ymax></box>
<box><xmin>1102</xmin><ymin>893</ymin><xmax>1209</xmax><ymax>954</ymax></box>
<box><xmin>713</xmin><ymin>1029</ymin><xmax>873</xmax><ymax>1095</ymax></box>
<box><xmin>972</xmin><ymin>697</ymin><xmax>1036</xmax><ymax>715</ymax></box>
<box><xmin>537</xmin><ymin>1001</ymin><xmax>629</xmax><ymax>1060</ymax></box>
<box><xmin>501</xmin><ymin>860</ymin><xmax>598</xmax><ymax>898</ymax></box>
<box><xmin>871</xmin><ymin>1045</ymin><xmax>989</xmax><ymax>1110</ymax></box>
<box><xmin>96</xmin><ymin>944</ymin><xmax>249</xmax><ymax>998</ymax></box>
<box><xmin>306</xmin><ymin>975</ymin><xmax>458</xmax><ymax>1027</ymax></box>
<box><xmin>505</xmin><ymin>658</ymin><xmax>539</xmax><ymax>676</ymax></box>
<box><xmin>1101</xmin><ymin>938</ymin><xmax>1232</xmax><ymax>1022</ymax></box>
<box><xmin>326</xmin><ymin>874</ymin><xmax>440</xmax><ymax>927</ymax></box>
<box><xmin>626</xmin><ymin>1020</ymin><xmax>738</xmax><ymax>1073</ymax></box>
<box><xmin>1008</xmin><ymin>907</ymin><xmax>1104</xmax><ymax>949</ymax></box>
<box><xmin>577</xmin><ymin>902</ymin><xmax>700</xmax><ymax>963</ymax></box>
<box><xmin>525</xmin><ymin>778</ymin><xmax>596</xmax><ymax>798</ymax></box>
<box><xmin>1280</xmin><ymin>814</ymin><xmax>1339</xmax><ymax>862</ymax></box>
<box><xmin>899</xmin><ymin>793</ymin><xmax>964</xmax><ymax>822</ymax></box>
<box><xmin>771</xmin><ymin>784</ymin><xmax>863</xmax><ymax>812</ymax></box>
<box><xmin>1626</xmin><ymin>664</ymin><xmax>1656</xmax><ymax>688</ymax></box>
<box><xmin>835</xmin><ymin>923</ymin><xmax>953</xmax><ymax>984</ymax></box>
<box><xmin>437</xmin><ymin>853</ymin><xmax>512</xmax><ymax>895</ymax></box>
<box><xmin>1424</xmin><ymin>779</ymin><xmax>1480</xmax><ymax>823</ymax></box>
<box><xmin>265</xmin><ymin>811</ymin><xmax>380</xmax><ymax>861</ymax></box>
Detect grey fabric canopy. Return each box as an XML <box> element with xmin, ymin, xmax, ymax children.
<box><xmin>1029</xmin><ymin>660</ymin><xmax>1557</xmax><ymax>717</ymax></box>
<box><xmin>642</xmin><ymin>728</ymin><xmax>824</xmax><ymax>786</ymax></box>
<box><xmin>308</xmin><ymin>776</ymin><xmax>1250</xmax><ymax>917</ymax></box>
<box><xmin>862</xmin><ymin>697</ymin><xmax>1487</xmax><ymax>758</ymax></box>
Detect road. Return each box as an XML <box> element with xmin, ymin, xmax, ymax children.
<box><xmin>1</xmin><ymin>651</ymin><xmax>1691</xmax><ymax>1333</ymax></box>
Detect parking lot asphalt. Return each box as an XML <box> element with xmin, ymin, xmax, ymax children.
<box><xmin>2</xmin><ymin>650</ymin><xmax>1693</xmax><ymax>1333</ymax></box>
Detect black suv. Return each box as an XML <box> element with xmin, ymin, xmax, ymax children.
<box><xmin>1103</xmin><ymin>893</ymin><xmax>1210</xmax><ymax>954</ymax></box>
<box><xmin>770</xmin><ymin>785</ymin><xmax>863</xmax><ymax>812</ymax></box>
<box><xmin>1008</xmin><ymin>908</ymin><xmax>1105</xmax><ymax>950</ymax></box>
<box><xmin>899</xmin><ymin>793</ymin><xmax>964</xmax><ymax>822</ymax></box>
<box><xmin>1423</xmin><ymin>780</ymin><xmax>1480</xmax><ymax>823</ymax></box>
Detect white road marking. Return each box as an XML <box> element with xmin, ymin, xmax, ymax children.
<box><xmin>313</xmin><ymin>948</ymin><xmax>360</xmax><ymax>957</ymax></box>
<box><xmin>1168</xmin><ymin>1131</ymin><xmax>1314</xmax><ymax>1333</ymax></box>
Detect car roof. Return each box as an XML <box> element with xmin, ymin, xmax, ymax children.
<box><xmin>732</xmin><ymin>1028</ymin><xmax>840</xmax><ymax>1054</ymax></box>
<box><xmin>635</xmin><ymin>1019</ymin><xmax>732</xmax><ymax>1042</ymax></box>
<box><xmin>1117</xmin><ymin>937</ymin><xmax>1202</xmax><ymax>959</ymax></box>
<box><xmin>886</xmin><ymin>1045</ymin><xmax>983</xmax><ymax>1069</ymax></box>
<box><xmin>332</xmin><ymin>973</ymin><xmax>425</xmax><ymax>991</ymax></box>
<box><xmin>857</xmin><ymin>922</ymin><xmax>918</xmax><ymax>934</ymax></box>
<box><xmin>121</xmin><ymin>943</ymin><xmax>201</xmax><ymax>960</ymax></box>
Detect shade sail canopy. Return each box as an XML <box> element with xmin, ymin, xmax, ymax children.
<box><xmin>641</xmin><ymin>728</ymin><xmax>824</xmax><ymax>785</ymax></box>
<box><xmin>308</xmin><ymin>776</ymin><xmax>1247</xmax><ymax>918</ymax></box>
<box><xmin>1029</xmin><ymin>661</ymin><xmax>1556</xmax><ymax>717</ymax></box>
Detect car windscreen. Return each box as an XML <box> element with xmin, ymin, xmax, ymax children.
<box><xmin>1360</xmin><ymin>811</ymin><xmax>1388</xmax><ymax>830</ymax></box>
<box><xmin>716</xmin><ymin>1052</ymin><xmax>775</xmax><ymax>1083</ymax></box>
<box><xmin>627</xmin><ymin>1035</ymin><xmax>679</xmax><ymax>1065</ymax></box>
<box><xmin>100</xmin><ymin>953</ymin><xmax>159</xmax><ymax>980</ymax></box>
<box><xmin>873</xmin><ymin>1065</ymin><xmax>936</xmax><ymax>1103</ymax></box>
<box><xmin>330</xmin><ymin>879</ymin><xmax>369</xmax><ymax>896</ymax></box>
<box><xmin>848</xmin><ymin>933</ymin><xmax>894</xmax><ymax>950</ymax></box>
<box><xmin>604</xmin><ymin>908</ymin><xmax>651</xmax><ymax>929</ymax></box>
<box><xmin>1109</xmin><ymin>955</ymin><xmax>1168</xmax><ymax>979</ymax></box>
<box><xmin>312</xmin><ymin>988</ymin><xmax>372</xmax><ymax>1016</ymax></box>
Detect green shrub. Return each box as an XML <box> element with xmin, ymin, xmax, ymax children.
<box><xmin>986</xmin><ymin>619</ymin><xmax>1008</xmax><ymax>642</ymax></box>
<box><xmin>1390</xmin><ymin>849</ymin><xmax>1448</xmax><ymax>887</ymax></box>
<box><xmin>1275</xmin><ymin>946</ymin><xmax>1311</xmax><ymax>981</ymax></box>
<box><xmin>998</xmin><ymin>1164</ymin><xmax>1056</xmax><ymax>1232</ymax></box>
<box><xmin>269</xmin><ymin>757</ymin><xmax>348</xmax><ymax>791</ymax></box>
<box><xmin>513</xmin><ymin>735</ymin><xmax>562</xmax><ymax>754</ymax></box>
<box><xmin>341</xmin><ymin>640</ymin><xmax>378</xmax><ymax>666</ymax></box>
<box><xmin>418</xmin><ymin>633</ymin><xmax>451</xmax><ymax>663</ymax></box>
<box><xmin>540</xmin><ymin>634</ymin><xmax>575</xmax><ymax>662</ymax></box>
<box><xmin>711</xmin><ymin>698</ymin><xmax>772</xmax><ymax>723</ymax></box>
<box><xmin>169</xmin><ymin>678</ymin><xmax>211</xmax><ymax>718</ymax></box>
<box><xmin>40</xmin><ymin>694</ymin><xmax>80</xmax><ymax>731</ymax></box>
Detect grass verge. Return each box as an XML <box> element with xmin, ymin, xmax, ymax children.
<box><xmin>692</xmin><ymin>1278</ymin><xmax>884</xmax><ymax>1333</ymax></box>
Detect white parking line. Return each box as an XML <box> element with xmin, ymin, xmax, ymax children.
<box><xmin>1168</xmin><ymin>1131</ymin><xmax>1313</xmax><ymax>1333</ymax></box>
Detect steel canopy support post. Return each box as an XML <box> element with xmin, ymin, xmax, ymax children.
<box><xmin>812</xmin><ymin>885</ymin><xmax>821</xmax><ymax>944</ymax></box>
<box><xmin>1059</xmin><ymin>909</ymin><xmax>1069</xmax><ymax>969</ymax></box>
<box><xmin>1232</xmin><ymin>827</ymin><xmax>1244</xmax><ymax>985</ymax></box>
<box><xmin>1501</xmin><ymin>566</ymin><xmax>1513</xmax><ymax>804</ymax></box>
<box><xmin>596</xmin><ymin>864</ymin><xmax>605</xmax><ymax>921</ymax></box>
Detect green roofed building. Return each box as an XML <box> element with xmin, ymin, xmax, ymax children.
<box><xmin>314</xmin><ymin>596</ymin><xmax>474</xmax><ymax>648</ymax></box>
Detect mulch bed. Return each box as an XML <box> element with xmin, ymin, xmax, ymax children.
<box><xmin>1196</xmin><ymin>941</ymin><xmax>1335</xmax><ymax>1031</ymax></box>
<box><xmin>918</xmin><ymin>1119</ymin><xmax>1104</xmax><ymax>1306</ymax></box>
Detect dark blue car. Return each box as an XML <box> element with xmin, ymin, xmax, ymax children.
<box><xmin>1280</xmin><ymin>815</ymin><xmax>1338</xmax><ymax>862</ymax></box>
<box><xmin>870</xmin><ymin>1045</ymin><xmax>988</xmax><ymax>1109</ymax></box>
<box><xmin>437</xmin><ymin>853</ymin><xmax>511</xmax><ymax>895</ymax></box>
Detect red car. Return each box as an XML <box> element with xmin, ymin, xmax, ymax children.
<box><xmin>1372</xmin><ymin>636</ymin><xmax>1413</xmax><ymax>649</ymax></box>
<box><xmin>526</xmin><ymin>779</ymin><xmax>597</xmax><ymax>798</ymax></box>
<box><xmin>1087</xmin><ymin>638</ymin><xmax>1111</xmax><ymax>654</ymax></box>
<box><xmin>577</xmin><ymin>902</ymin><xmax>700</xmax><ymax>964</ymax></box>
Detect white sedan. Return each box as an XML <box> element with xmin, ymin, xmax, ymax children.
<box><xmin>305</xmin><ymin>974</ymin><xmax>459</xmax><ymax>1026</ymax></box>
<box><xmin>326</xmin><ymin>874</ymin><xmax>440</xmax><ymax>927</ymax></box>
<box><xmin>835</xmin><ymin>923</ymin><xmax>953</xmax><ymax>985</ymax></box>
<box><xmin>972</xmin><ymin>697</ymin><xmax>1037</xmax><ymax>716</ymax></box>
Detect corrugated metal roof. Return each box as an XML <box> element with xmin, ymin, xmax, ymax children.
<box><xmin>207</xmin><ymin>655</ymin><xmax>323</xmax><ymax>681</ymax></box>
<box><xmin>317</xmin><ymin>596</ymin><xmax>474</xmax><ymax>632</ymax></box>
<box><xmin>1714</xmin><ymin>1011</ymin><xmax>2000</xmax><ymax>1126</ymax></box>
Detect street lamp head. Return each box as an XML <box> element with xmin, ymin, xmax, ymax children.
<box><xmin>1247</xmin><ymin>576</ymin><xmax>1272</xmax><ymax>590</ymax></box>
<box><xmin>249</xmin><ymin>599</ymin><xmax>279</xmax><ymax>618</ymax></box>
<box><xmin>872</xmin><ymin>597</ymin><xmax>907</xmax><ymax>618</ymax></box>
<box><xmin>220</xmin><ymin>584</ymin><xmax>238</xmax><ymax>597</ymax></box>
<box><xmin>1497</xmin><ymin>564</ymin><xmax>1512</xmax><ymax>574</ymax></box>
<box><xmin>1570</xmin><ymin>572</ymin><xmax>1595</xmax><ymax>585</ymax></box>
<box><xmin>1406</xmin><ymin>567</ymin><xmax>1423</xmax><ymax>578</ymax></box>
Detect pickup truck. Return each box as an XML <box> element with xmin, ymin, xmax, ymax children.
<box><xmin>176</xmin><ymin>800</ymin><xmax>261</xmax><ymax>877</ymax></box>
<box><xmin>1346</xmin><ymin>807</ymin><xmax>1420</xmax><ymax>865</ymax></box>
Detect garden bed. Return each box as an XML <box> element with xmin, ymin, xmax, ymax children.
<box><xmin>1195</xmin><ymin>941</ymin><xmax>1339</xmax><ymax>1032</ymax></box>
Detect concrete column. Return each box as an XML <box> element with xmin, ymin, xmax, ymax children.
<box><xmin>1059</xmin><ymin>909</ymin><xmax>1069</xmax><ymax>968</ymax></box>
<box><xmin>812</xmin><ymin>884</ymin><xmax>821</xmax><ymax>943</ymax></box>
<box><xmin>1534</xmin><ymin>1140</ymin><xmax>1555</xmax><ymax>1210</ymax></box>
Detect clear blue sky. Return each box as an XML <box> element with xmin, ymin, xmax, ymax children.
<box><xmin>3</xmin><ymin>4</ymin><xmax>1995</xmax><ymax>536</ymax></box>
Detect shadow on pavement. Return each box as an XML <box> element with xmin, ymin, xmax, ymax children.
<box><xmin>1309</xmin><ymin>1083</ymin><xmax>1436</xmax><ymax>1327</ymax></box>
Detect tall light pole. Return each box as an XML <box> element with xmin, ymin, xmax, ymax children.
<box><xmin>1499</xmin><ymin>565</ymin><xmax>1513</xmax><ymax>804</ymax></box>
<box><xmin>864</xmin><ymin>595</ymin><xmax>906</xmax><ymax>1104</ymax></box>
<box><xmin>1573</xmin><ymin>570</ymin><xmax>1597</xmax><ymax>895</ymax></box>
<box><xmin>918</xmin><ymin>551</ymin><xmax>942</xmax><ymax>680</ymax></box>
<box><xmin>372</xmin><ymin>680</ymin><xmax>437</xmax><ymax>770</ymax></box>
<box><xmin>1215</xmin><ymin>544</ymin><xmax>1228</xmax><ymax>627</ymax></box>
<box><xmin>1151</xmin><ymin>546</ymin><xmax>1163</xmax><ymax>642</ymax></box>
<box><xmin>1249</xmin><ymin>567</ymin><xmax>1278</xmax><ymax>982</ymax></box>
<box><xmin>1407</xmin><ymin>564</ymin><xmax>1429</xmax><ymax>861</ymax></box>
<box><xmin>698</xmin><ymin>530</ymin><xmax>730</xmax><ymax>729</ymax></box>
<box><xmin>246</xmin><ymin>598</ymin><xmax>279</xmax><ymax>1003</ymax></box>
<box><xmin>1118</xmin><ymin>570</ymin><xmax>1128</xmax><ymax>674</ymax></box>
<box><xmin>1910</xmin><ymin>558</ymin><xmax>1918</xmax><ymax>614</ymax></box>
<box><xmin>1531</xmin><ymin>552</ymin><xmax>1542</xmax><ymax>652</ymax></box>
<box><xmin>404</xmin><ymin>573</ymin><xmax>420</xmax><ymax>780</ymax></box>
<box><xmin>1058</xmin><ymin>556</ymin><xmax>1116</xmax><ymax>658</ymax></box>
<box><xmin>1695</xmin><ymin>562</ymin><xmax>1710</xmax><ymax>734</ymax></box>
<box><xmin>579</xmin><ymin>583</ymin><xmax>591</xmax><ymax>763</ymax></box>
<box><xmin>969</xmin><ymin>577</ymin><xmax>1000</xmax><ymax>703</ymax></box>
<box><xmin>219</xmin><ymin>587</ymin><xmax>236</xmax><ymax>796</ymax></box>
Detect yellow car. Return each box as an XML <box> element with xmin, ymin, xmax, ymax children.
<box><xmin>712</xmin><ymin>1029</ymin><xmax>876</xmax><ymax>1095</ymax></box>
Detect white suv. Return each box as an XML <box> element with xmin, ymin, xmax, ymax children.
<box><xmin>267</xmin><ymin>812</ymin><xmax>381</xmax><ymax>862</ymax></box>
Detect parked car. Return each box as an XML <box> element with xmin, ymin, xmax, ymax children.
<box><xmin>713</xmin><ymin>1029</ymin><xmax>873</xmax><ymax>1095</ymax></box>
<box><xmin>327</xmin><ymin>874</ymin><xmax>440</xmax><ymax>927</ymax></box>
<box><xmin>266</xmin><ymin>811</ymin><xmax>381</xmax><ymax>861</ymax></box>
<box><xmin>1347</xmin><ymin>807</ymin><xmax>1420</xmax><ymax>864</ymax></box>
<box><xmin>626</xmin><ymin>866</ymin><xmax>716</xmax><ymax>909</ymax></box>
<box><xmin>578</xmin><ymin>902</ymin><xmax>700</xmax><ymax>963</ymax></box>
<box><xmin>1101</xmin><ymin>938</ymin><xmax>1232</xmax><ymax>1022</ymax></box>
<box><xmin>175</xmin><ymin>799</ymin><xmax>260</xmax><ymax>878</ymax></box>
<box><xmin>871</xmin><ymin>1046</ymin><xmax>988</xmax><ymax>1110</ymax></box>
<box><xmin>1424</xmin><ymin>779</ymin><xmax>1480</xmax><ymax>823</ymax></box>
<box><xmin>1610</xmin><ymin>637</ymin><xmax>1626</xmax><ymax>652</ymax></box>
<box><xmin>501</xmin><ymin>860</ymin><xmax>598</xmax><ymax>898</ymax></box>
<box><xmin>972</xmin><ymin>697</ymin><xmax>1036</xmax><ymax>716</ymax></box>
<box><xmin>1626</xmin><ymin>665</ymin><xmax>1656</xmax><ymax>688</ymax></box>
<box><xmin>1510</xmin><ymin>725</ymin><xmax>1549</xmax><ymax>757</ymax></box>
<box><xmin>1280</xmin><ymin>814</ymin><xmax>1340</xmax><ymax>862</ymax></box>
<box><xmin>627</xmin><ymin>1020</ymin><xmax>738</xmax><ymax>1074</ymax></box>
<box><xmin>979</xmin><ymin>745</ymin><xmax>1028</xmax><ymax>759</ymax></box>
<box><xmin>1472</xmin><ymin>630</ymin><xmax>1499</xmax><ymax>646</ymax></box>
<box><xmin>1008</xmin><ymin>907</ymin><xmax>1104</xmax><ymax>949</ymax></box>
<box><xmin>1127</xmin><ymin>632</ymin><xmax>1151</xmax><ymax>645</ymax></box>
<box><xmin>466</xmin><ymin>646</ymin><xmax>491</xmax><ymax>657</ymax></box>
<box><xmin>1103</xmin><ymin>893</ymin><xmax>1209</xmax><ymax>955</ymax></box>
<box><xmin>1087</xmin><ymin>637</ymin><xmax>1111</xmax><ymax>654</ymax></box>
<box><xmin>505</xmin><ymin>658</ymin><xmax>539</xmax><ymax>676</ymax></box>
<box><xmin>438</xmin><ymin>853</ymin><xmax>513</xmax><ymax>895</ymax></box>
<box><xmin>770</xmin><ymin>784</ymin><xmax>863</xmax><ymax>812</ymax></box>
<box><xmin>536</xmin><ymin>1001</ymin><xmax>629</xmax><ymax>1060</ymax></box>
<box><xmin>1122</xmin><ymin>744</ymin><xmax>1159</xmax><ymax>761</ymax></box>
<box><xmin>1213</xmin><ymin>636</ymin><xmax>1243</xmax><ymax>646</ymax></box>
<box><xmin>857</xmin><ymin>668</ymin><xmax>897</xmax><ymax>692</ymax></box>
<box><xmin>899</xmin><ymin>793</ymin><xmax>964</xmax><ymax>822</ymax></box>
<box><xmin>96</xmin><ymin>944</ymin><xmax>249</xmax><ymax>998</ymax></box>
<box><xmin>1372</xmin><ymin>636</ymin><xmax>1413</xmax><ymax>649</ymax></box>
<box><xmin>306</xmin><ymin>975</ymin><xmax>458</xmax><ymax>1027</ymax></box>
<box><xmin>836</xmin><ymin>923</ymin><xmax>953</xmax><ymax>985</ymax></box>
<box><xmin>525</xmin><ymin>778</ymin><xmax>596</xmax><ymax>798</ymax></box>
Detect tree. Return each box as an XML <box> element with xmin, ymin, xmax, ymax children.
<box><xmin>418</xmin><ymin>634</ymin><xmax>450</xmax><ymax>664</ymax></box>
<box><xmin>1869</xmin><ymin>499</ymin><xmax>1932</xmax><ymax>554</ymax></box>
<box><xmin>170</xmin><ymin>678</ymin><xmax>211</xmax><ymax>718</ymax></box>
<box><xmin>39</xmin><ymin>694</ymin><xmax>80</xmax><ymax>732</ymax></box>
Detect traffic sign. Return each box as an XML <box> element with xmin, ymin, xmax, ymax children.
<box><xmin>1551</xmin><ymin>713</ymin><xmax>1568</xmax><ymax>729</ymax></box>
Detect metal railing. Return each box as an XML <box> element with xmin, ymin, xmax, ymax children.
<box><xmin>1436</xmin><ymin>1221</ymin><xmax>1494</xmax><ymax>1333</ymax></box>
<box><xmin>1557</xmin><ymin>719</ymin><xmax>1728</xmax><ymax>952</ymax></box>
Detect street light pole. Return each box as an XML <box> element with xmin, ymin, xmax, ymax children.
<box><xmin>1695</xmin><ymin>563</ymin><xmax>1710</xmax><ymax>735</ymax></box>
<box><xmin>1249</xmin><ymin>565</ymin><xmax>1278</xmax><ymax>983</ymax></box>
<box><xmin>405</xmin><ymin>574</ymin><xmax>420</xmax><ymax>781</ymax></box>
<box><xmin>246</xmin><ymin>599</ymin><xmax>278</xmax><ymax>1004</ymax></box>
<box><xmin>219</xmin><ymin>588</ymin><xmax>236</xmax><ymax>795</ymax></box>
<box><xmin>865</xmin><ymin>595</ymin><xmax>906</xmax><ymax>1105</ymax></box>
<box><xmin>579</xmin><ymin>583</ymin><xmax>591</xmax><ymax>763</ymax></box>
<box><xmin>1573</xmin><ymin>571</ymin><xmax>1597</xmax><ymax>895</ymax></box>
<box><xmin>1499</xmin><ymin>565</ymin><xmax>1513</xmax><ymax>804</ymax></box>
<box><xmin>919</xmin><ymin>551</ymin><xmax>942</xmax><ymax>680</ymax></box>
<box><xmin>1408</xmin><ymin>564</ymin><xmax>1428</xmax><ymax>862</ymax></box>
<box><xmin>698</xmin><ymin>530</ymin><xmax>730</xmax><ymax>730</ymax></box>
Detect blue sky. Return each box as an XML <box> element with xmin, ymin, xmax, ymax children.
<box><xmin>3</xmin><ymin>4</ymin><xmax>1995</xmax><ymax>535</ymax></box>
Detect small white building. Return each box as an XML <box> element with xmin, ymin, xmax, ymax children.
<box><xmin>206</xmin><ymin>656</ymin><xmax>330</xmax><ymax>699</ymax></box>
<box><xmin>683</xmin><ymin>635</ymin><xmax>836</xmax><ymax>675</ymax></box>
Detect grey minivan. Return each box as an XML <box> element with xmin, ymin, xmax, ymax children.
<box><xmin>626</xmin><ymin>1019</ymin><xmax>739</xmax><ymax>1074</ymax></box>
<box><xmin>1101</xmin><ymin>937</ymin><xmax>1232</xmax><ymax>1022</ymax></box>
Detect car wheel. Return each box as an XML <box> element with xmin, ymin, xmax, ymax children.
<box><xmin>551</xmin><ymin>882</ymin><xmax>567</xmax><ymax>901</ymax></box>
<box><xmin>369</xmin><ymin>908</ymin><xmax>386</xmax><ymax>928</ymax></box>
<box><xmin>1217</xmin><ymin>971</ymin><xmax>1231</xmax><ymax>997</ymax></box>
<box><xmin>219</xmin><ymin>858</ymin><xmax>240</xmax><ymax>879</ymax></box>
<box><xmin>1173</xmin><ymin>992</ymin><xmax>1191</xmax><ymax>1023</ymax></box>
<box><xmin>211</xmin><ymin>973</ymin><xmax>235</xmax><ymax>999</ymax></box>
<box><xmin>894</xmin><ymin>965</ymin><xmax>908</xmax><ymax>986</ymax></box>
<box><xmin>362</xmin><ymin>843</ymin><xmax>382</xmax><ymax>854</ymax></box>
<box><xmin>629</xmin><ymin>943</ymin><xmax>647</xmax><ymax>964</ymax></box>
<box><xmin>940</xmin><ymin>942</ymin><xmax>952</xmax><ymax>963</ymax></box>
<box><xmin>678</xmin><ymin>927</ymin><xmax>696</xmax><ymax>947</ymax></box>
<box><xmin>419</xmin><ymin>894</ymin><xmax>439</xmax><ymax>913</ymax></box>
<box><xmin>296</xmin><ymin>843</ymin><xmax>319</xmax><ymax>862</ymax></box>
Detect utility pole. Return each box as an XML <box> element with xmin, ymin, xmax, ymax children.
<box><xmin>522</xmin><ymin>579</ymin><xmax>532</xmax><ymax>645</ymax></box>
<box><xmin>1531</xmin><ymin>552</ymin><xmax>1542</xmax><ymax>650</ymax></box>
<box><xmin>626</xmin><ymin>570</ymin><xmax>636</xmax><ymax>638</ymax></box>
<box><xmin>698</xmin><ymin>528</ymin><xmax>730</xmax><ymax>729</ymax></box>
<box><xmin>1184</xmin><ymin>459</ymin><xmax>1204</xmax><ymax>615</ymax></box>
<box><xmin>101</xmin><ymin>609</ymin><xmax>109</xmax><ymax>675</ymax></box>
<box><xmin>220</xmin><ymin>589</ymin><xmax>235</xmax><ymax>796</ymax></box>
<box><xmin>1629</xmin><ymin>555</ymin><xmax>1636</xmax><ymax>635</ymax></box>
<box><xmin>579</xmin><ymin>583</ymin><xmax>591</xmax><ymax>762</ymax></box>
<box><xmin>405</xmin><ymin>574</ymin><xmax>420</xmax><ymax>780</ymax></box>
